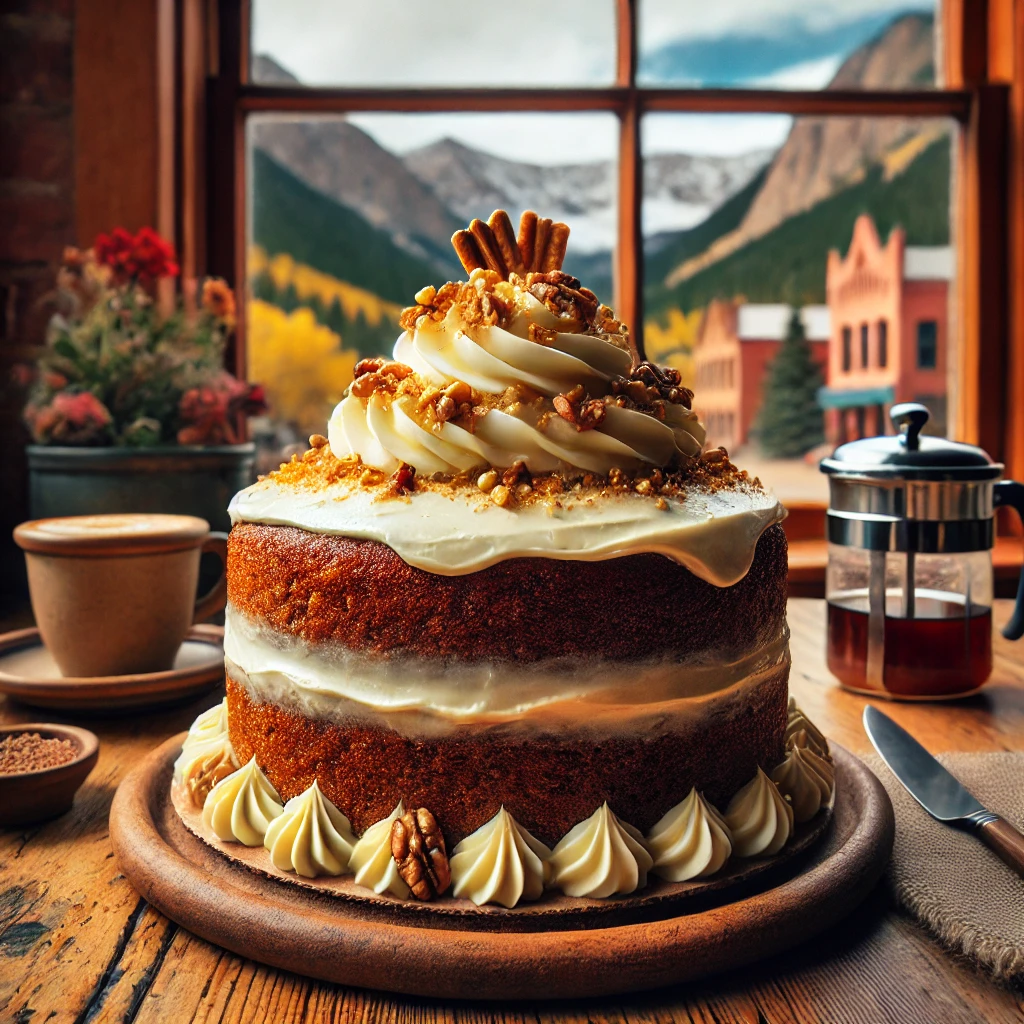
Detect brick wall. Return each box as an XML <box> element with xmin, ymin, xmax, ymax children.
<box><xmin>0</xmin><ymin>2</ymin><xmax>75</xmax><ymax>605</ymax></box>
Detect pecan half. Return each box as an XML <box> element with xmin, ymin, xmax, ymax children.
<box><xmin>185</xmin><ymin>750</ymin><xmax>236</xmax><ymax>808</ymax></box>
<box><xmin>391</xmin><ymin>807</ymin><xmax>451</xmax><ymax>901</ymax></box>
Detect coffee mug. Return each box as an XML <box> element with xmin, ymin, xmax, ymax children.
<box><xmin>13</xmin><ymin>513</ymin><xmax>228</xmax><ymax>678</ymax></box>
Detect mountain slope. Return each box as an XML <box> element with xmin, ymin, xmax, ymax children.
<box><xmin>251</xmin><ymin>148</ymin><xmax>441</xmax><ymax>305</ymax></box>
<box><xmin>648</xmin><ymin>136</ymin><xmax>950</xmax><ymax>314</ymax></box>
<box><xmin>250</xmin><ymin>56</ymin><xmax>463</xmax><ymax>277</ymax></box>
<box><xmin>664</xmin><ymin>13</ymin><xmax>938</xmax><ymax>287</ymax></box>
<box><xmin>645</xmin><ymin>164</ymin><xmax>768</xmax><ymax>290</ymax></box>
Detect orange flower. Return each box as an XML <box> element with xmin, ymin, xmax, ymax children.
<box><xmin>201</xmin><ymin>278</ymin><xmax>237</xmax><ymax>325</ymax></box>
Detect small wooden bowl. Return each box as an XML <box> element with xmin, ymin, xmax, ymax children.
<box><xmin>0</xmin><ymin>723</ymin><xmax>99</xmax><ymax>826</ymax></box>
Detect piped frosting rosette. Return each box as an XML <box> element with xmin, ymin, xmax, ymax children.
<box><xmin>327</xmin><ymin>219</ymin><xmax>705</xmax><ymax>479</ymax></box>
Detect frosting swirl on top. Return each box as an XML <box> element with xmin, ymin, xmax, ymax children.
<box><xmin>724</xmin><ymin>768</ymin><xmax>794</xmax><ymax>857</ymax></box>
<box><xmin>549</xmin><ymin>803</ymin><xmax>653</xmax><ymax>898</ymax></box>
<box><xmin>173</xmin><ymin>699</ymin><xmax>238</xmax><ymax>785</ymax></box>
<box><xmin>647</xmin><ymin>788</ymin><xmax>733</xmax><ymax>881</ymax></box>
<box><xmin>202</xmin><ymin>756</ymin><xmax>284</xmax><ymax>847</ymax></box>
<box><xmin>348</xmin><ymin>802</ymin><xmax>411</xmax><ymax>899</ymax></box>
<box><xmin>771</xmin><ymin>745</ymin><xmax>835</xmax><ymax>823</ymax></box>
<box><xmin>263</xmin><ymin>780</ymin><xmax>357</xmax><ymax>877</ymax></box>
<box><xmin>450</xmin><ymin>806</ymin><xmax>551</xmax><ymax>908</ymax></box>
<box><xmin>328</xmin><ymin>283</ymin><xmax>705</xmax><ymax>478</ymax></box>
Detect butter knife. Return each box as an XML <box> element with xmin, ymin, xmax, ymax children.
<box><xmin>863</xmin><ymin>705</ymin><xmax>1024</xmax><ymax>879</ymax></box>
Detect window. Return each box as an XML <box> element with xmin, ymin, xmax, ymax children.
<box><xmin>878</xmin><ymin>319</ymin><xmax>888</xmax><ymax>367</ymax></box>
<box><xmin>917</xmin><ymin>320</ymin><xmax>938</xmax><ymax>369</ymax></box>
<box><xmin>202</xmin><ymin>0</ymin><xmax>992</xmax><ymax>495</ymax></box>
<box><xmin>860</xmin><ymin>323</ymin><xmax>869</xmax><ymax>368</ymax></box>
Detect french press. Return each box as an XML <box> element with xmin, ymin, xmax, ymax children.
<box><xmin>820</xmin><ymin>402</ymin><xmax>1024</xmax><ymax>699</ymax></box>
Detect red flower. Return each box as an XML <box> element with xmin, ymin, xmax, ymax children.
<box><xmin>94</xmin><ymin>226</ymin><xmax>179</xmax><ymax>283</ymax></box>
<box><xmin>26</xmin><ymin>391</ymin><xmax>112</xmax><ymax>445</ymax></box>
<box><xmin>176</xmin><ymin>374</ymin><xmax>267</xmax><ymax>445</ymax></box>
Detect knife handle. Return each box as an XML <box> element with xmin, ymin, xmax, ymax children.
<box><xmin>977</xmin><ymin>816</ymin><xmax>1024</xmax><ymax>879</ymax></box>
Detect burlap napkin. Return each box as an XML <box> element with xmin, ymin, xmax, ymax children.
<box><xmin>864</xmin><ymin>751</ymin><xmax>1024</xmax><ymax>980</ymax></box>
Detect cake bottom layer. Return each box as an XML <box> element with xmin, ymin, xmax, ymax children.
<box><xmin>225</xmin><ymin>661</ymin><xmax>790</xmax><ymax>847</ymax></box>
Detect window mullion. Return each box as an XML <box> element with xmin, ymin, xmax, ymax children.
<box><xmin>615</xmin><ymin>0</ymin><xmax>643</xmax><ymax>358</ymax></box>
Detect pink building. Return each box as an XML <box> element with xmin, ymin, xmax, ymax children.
<box><xmin>819</xmin><ymin>214</ymin><xmax>952</xmax><ymax>443</ymax></box>
<box><xmin>694</xmin><ymin>300</ymin><xmax>830</xmax><ymax>450</ymax></box>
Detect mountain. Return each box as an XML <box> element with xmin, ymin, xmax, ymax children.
<box><xmin>648</xmin><ymin>136</ymin><xmax>950</xmax><ymax>315</ymax></box>
<box><xmin>662</xmin><ymin>13</ymin><xmax>938</xmax><ymax>288</ymax></box>
<box><xmin>402</xmin><ymin>137</ymin><xmax>770</xmax><ymax>254</ymax></box>
<box><xmin>251</xmin><ymin>148</ymin><xmax>442</xmax><ymax>305</ymax></box>
<box><xmin>250</xmin><ymin>56</ymin><xmax>463</xmax><ymax>277</ymax></box>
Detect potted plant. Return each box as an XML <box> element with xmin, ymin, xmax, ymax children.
<box><xmin>17</xmin><ymin>227</ymin><xmax>265</xmax><ymax>531</ymax></box>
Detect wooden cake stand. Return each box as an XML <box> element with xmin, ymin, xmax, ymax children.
<box><xmin>110</xmin><ymin>735</ymin><xmax>894</xmax><ymax>1000</ymax></box>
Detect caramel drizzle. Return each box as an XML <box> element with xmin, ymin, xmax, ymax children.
<box><xmin>452</xmin><ymin>210</ymin><xmax>569</xmax><ymax>279</ymax></box>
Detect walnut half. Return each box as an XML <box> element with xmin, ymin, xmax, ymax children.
<box><xmin>390</xmin><ymin>807</ymin><xmax>451</xmax><ymax>901</ymax></box>
<box><xmin>185</xmin><ymin>750</ymin><xmax>236</xmax><ymax>808</ymax></box>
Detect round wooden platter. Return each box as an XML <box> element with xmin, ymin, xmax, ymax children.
<box><xmin>110</xmin><ymin>736</ymin><xmax>894</xmax><ymax>1000</ymax></box>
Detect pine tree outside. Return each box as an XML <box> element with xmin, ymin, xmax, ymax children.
<box><xmin>755</xmin><ymin>308</ymin><xmax>825</xmax><ymax>459</ymax></box>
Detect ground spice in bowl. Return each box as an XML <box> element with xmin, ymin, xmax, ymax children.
<box><xmin>0</xmin><ymin>731</ymin><xmax>78</xmax><ymax>774</ymax></box>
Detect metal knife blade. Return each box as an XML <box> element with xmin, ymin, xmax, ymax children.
<box><xmin>863</xmin><ymin>705</ymin><xmax>986</xmax><ymax>823</ymax></box>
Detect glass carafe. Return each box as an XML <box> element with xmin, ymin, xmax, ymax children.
<box><xmin>821</xmin><ymin>403</ymin><xmax>1024</xmax><ymax>699</ymax></box>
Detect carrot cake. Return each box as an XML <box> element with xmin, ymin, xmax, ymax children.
<box><xmin>173</xmin><ymin>210</ymin><xmax>834</xmax><ymax>907</ymax></box>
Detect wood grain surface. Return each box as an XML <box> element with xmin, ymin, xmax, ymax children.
<box><xmin>2</xmin><ymin>599</ymin><xmax>1024</xmax><ymax>1021</ymax></box>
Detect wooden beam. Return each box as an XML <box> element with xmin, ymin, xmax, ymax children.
<box><xmin>74</xmin><ymin>0</ymin><xmax>169</xmax><ymax>242</ymax></box>
<box><xmin>1004</xmin><ymin>0</ymin><xmax>1024</xmax><ymax>483</ymax></box>
<box><xmin>235</xmin><ymin>86</ymin><xmax>972</xmax><ymax>120</ymax></box>
<box><xmin>614</xmin><ymin>0</ymin><xmax>643</xmax><ymax>358</ymax></box>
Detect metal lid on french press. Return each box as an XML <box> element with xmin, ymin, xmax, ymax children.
<box><xmin>820</xmin><ymin>403</ymin><xmax>1002</xmax><ymax>481</ymax></box>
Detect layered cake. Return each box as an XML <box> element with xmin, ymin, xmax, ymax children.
<box><xmin>174</xmin><ymin>210</ymin><xmax>834</xmax><ymax>907</ymax></box>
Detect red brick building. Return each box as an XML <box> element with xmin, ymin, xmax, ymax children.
<box><xmin>694</xmin><ymin>301</ymin><xmax>830</xmax><ymax>450</ymax></box>
<box><xmin>819</xmin><ymin>214</ymin><xmax>952</xmax><ymax>443</ymax></box>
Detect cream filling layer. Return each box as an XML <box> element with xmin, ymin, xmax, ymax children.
<box><xmin>228</xmin><ymin>477</ymin><xmax>782</xmax><ymax>587</ymax></box>
<box><xmin>224</xmin><ymin>605</ymin><xmax>789</xmax><ymax>734</ymax></box>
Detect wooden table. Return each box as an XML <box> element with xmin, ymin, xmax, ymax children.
<box><xmin>2</xmin><ymin>599</ymin><xmax>1023</xmax><ymax>1023</ymax></box>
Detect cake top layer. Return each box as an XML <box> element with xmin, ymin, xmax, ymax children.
<box><xmin>229</xmin><ymin>444</ymin><xmax>783</xmax><ymax>585</ymax></box>
<box><xmin>231</xmin><ymin>210</ymin><xmax>784</xmax><ymax>582</ymax></box>
<box><xmin>327</xmin><ymin>210</ymin><xmax>704</xmax><ymax>480</ymax></box>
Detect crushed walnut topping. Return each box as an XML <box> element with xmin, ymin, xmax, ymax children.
<box><xmin>525</xmin><ymin>270</ymin><xmax>599</xmax><ymax>327</ymax></box>
<box><xmin>261</xmin><ymin>435</ymin><xmax>761</xmax><ymax>518</ymax></box>
<box><xmin>553</xmin><ymin>384</ymin><xmax>606</xmax><ymax>431</ymax></box>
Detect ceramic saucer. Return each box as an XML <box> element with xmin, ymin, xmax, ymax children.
<box><xmin>0</xmin><ymin>625</ymin><xmax>224</xmax><ymax>712</ymax></box>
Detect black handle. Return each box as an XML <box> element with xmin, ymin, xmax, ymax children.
<box><xmin>889</xmin><ymin>402</ymin><xmax>930</xmax><ymax>450</ymax></box>
<box><xmin>994</xmin><ymin>480</ymin><xmax>1024</xmax><ymax>640</ymax></box>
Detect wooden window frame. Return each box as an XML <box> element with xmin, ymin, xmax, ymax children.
<box><xmin>192</xmin><ymin>0</ymin><xmax>1013</xmax><ymax>463</ymax></box>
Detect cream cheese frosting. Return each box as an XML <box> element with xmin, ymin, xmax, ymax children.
<box><xmin>646</xmin><ymin>788</ymin><xmax>733</xmax><ymax>882</ymax></box>
<box><xmin>549</xmin><ymin>803</ymin><xmax>653</xmax><ymax>898</ymax></box>
<box><xmin>724</xmin><ymin>767</ymin><xmax>794</xmax><ymax>857</ymax></box>
<box><xmin>450</xmin><ymin>806</ymin><xmax>551</xmax><ymax>908</ymax></box>
<box><xmin>229</xmin><ymin>475</ymin><xmax>782</xmax><ymax>586</ymax></box>
<box><xmin>263</xmin><ymin>780</ymin><xmax>357</xmax><ymax>877</ymax></box>
<box><xmin>202</xmin><ymin>756</ymin><xmax>284</xmax><ymax>847</ymax></box>
<box><xmin>173</xmin><ymin>699</ymin><xmax>238</xmax><ymax>784</ymax></box>
<box><xmin>785</xmin><ymin>698</ymin><xmax>831</xmax><ymax>759</ymax></box>
<box><xmin>328</xmin><ymin>291</ymin><xmax>704</xmax><ymax>478</ymax></box>
<box><xmin>348</xmin><ymin>802</ymin><xmax>411</xmax><ymax>899</ymax></box>
<box><xmin>224</xmin><ymin>605</ymin><xmax>788</xmax><ymax>733</ymax></box>
<box><xmin>771</xmin><ymin>745</ymin><xmax>835</xmax><ymax>823</ymax></box>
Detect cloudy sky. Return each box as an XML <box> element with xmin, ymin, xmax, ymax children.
<box><xmin>251</xmin><ymin>0</ymin><xmax>934</xmax><ymax>163</ymax></box>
